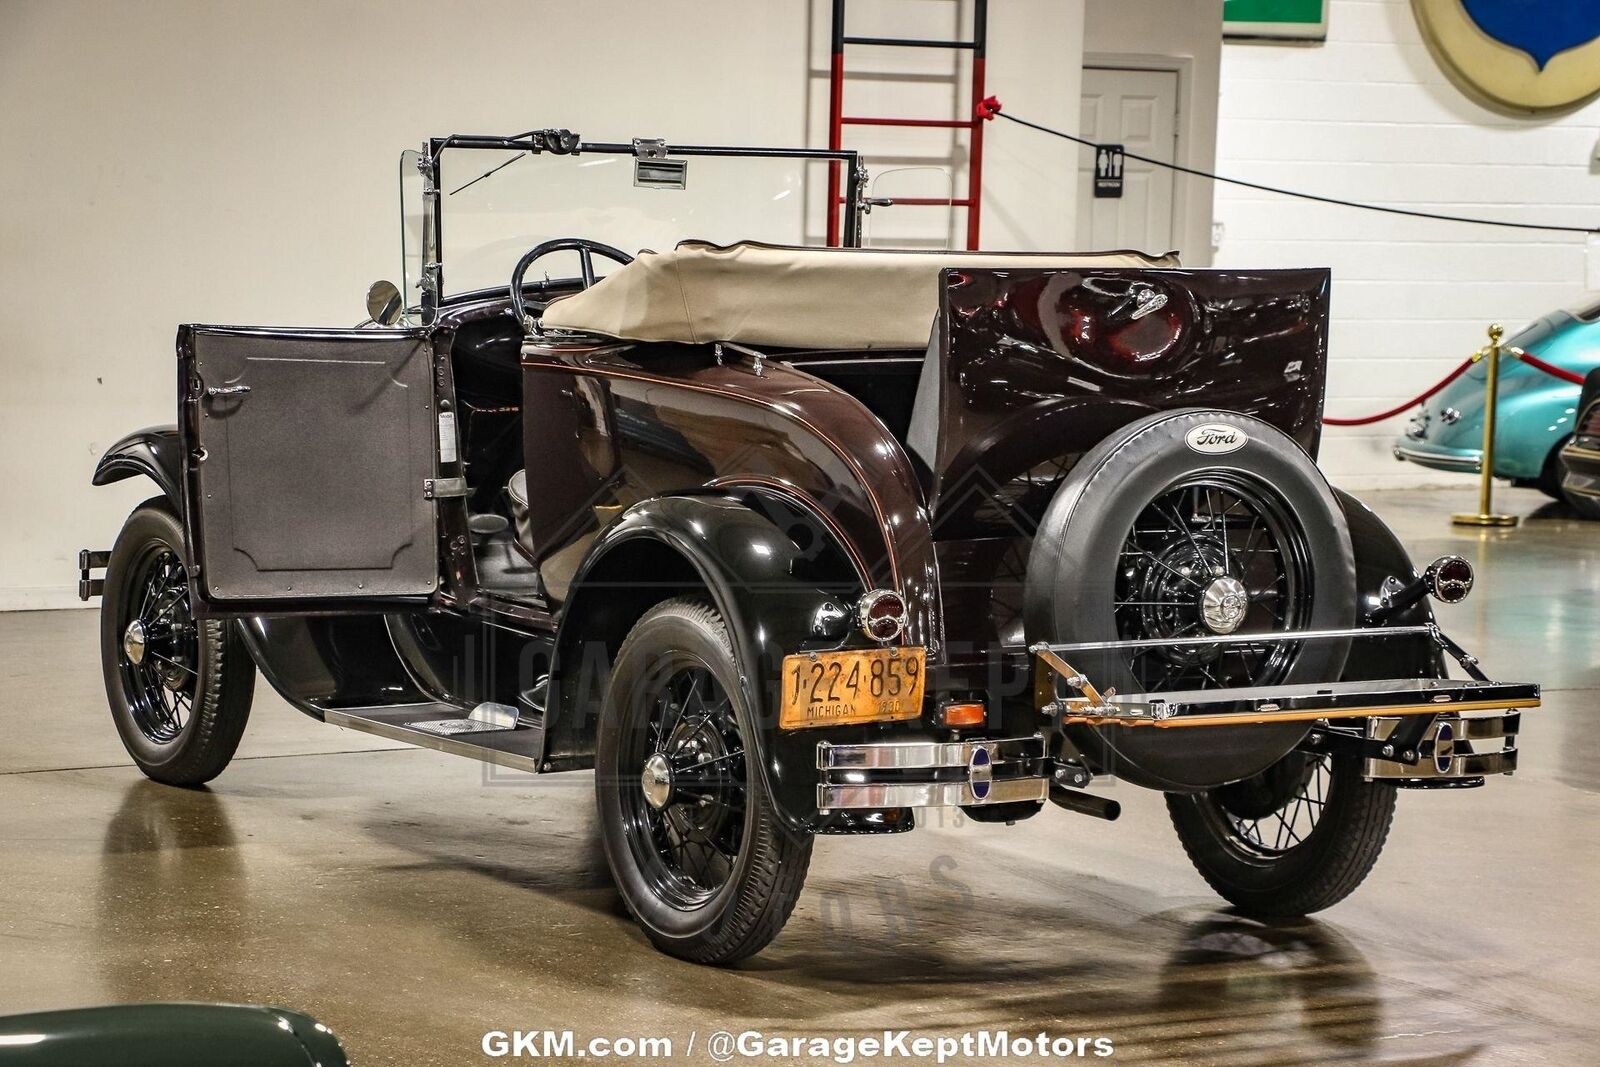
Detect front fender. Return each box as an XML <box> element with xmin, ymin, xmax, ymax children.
<box><xmin>92</xmin><ymin>425</ymin><xmax>183</xmax><ymax>506</ymax></box>
<box><xmin>547</xmin><ymin>493</ymin><xmax>863</xmax><ymax>829</ymax></box>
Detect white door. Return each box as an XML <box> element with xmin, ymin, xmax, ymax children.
<box><xmin>1076</xmin><ymin>67</ymin><xmax>1179</xmax><ymax>253</ymax></box>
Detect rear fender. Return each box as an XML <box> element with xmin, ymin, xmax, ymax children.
<box><xmin>92</xmin><ymin>425</ymin><xmax>183</xmax><ymax>507</ymax></box>
<box><xmin>1336</xmin><ymin>488</ymin><xmax>1445</xmax><ymax>680</ymax></box>
<box><xmin>545</xmin><ymin>493</ymin><xmax>862</xmax><ymax>829</ymax></box>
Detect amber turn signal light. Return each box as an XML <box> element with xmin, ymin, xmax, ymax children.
<box><xmin>938</xmin><ymin>701</ymin><xmax>987</xmax><ymax>728</ymax></box>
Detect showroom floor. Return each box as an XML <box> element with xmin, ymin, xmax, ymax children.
<box><xmin>1</xmin><ymin>488</ymin><xmax>1595</xmax><ymax>1066</ymax></box>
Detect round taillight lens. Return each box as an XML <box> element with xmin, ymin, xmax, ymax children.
<box><xmin>1427</xmin><ymin>556</ymin><xmax>1474</xmax><ymax>604</ymax></box>
<box><xmin>857</xmin><ymin>589</ymin><xmax>907</xmax><ymax>642</ymax></box>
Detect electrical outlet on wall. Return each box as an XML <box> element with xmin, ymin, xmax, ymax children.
<box><xmin>1211</xmin><ymin>221</ymin><xmax>1225</xmax><ymax>252</ymax></box>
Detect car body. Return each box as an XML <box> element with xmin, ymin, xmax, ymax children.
<box><xmin>1557</xmin><ymin>368</ymin><xmax>1600</xmax><ymax>518</ymax></box>
<box><xmin>0</xmin><ymin>1004</ymin><xmax>347</xmax><ymax>1066</ymax></box>
<box><xmin>1395</xmin><ymin>301</ymin><xmax>1600</xmax><ymax>490</ymax></box>
<box><xmin>79</xmin><ymin>127</ymin><xmax>1538</xmax><ymax>963</ymax></box>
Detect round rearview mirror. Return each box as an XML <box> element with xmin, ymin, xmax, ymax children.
<box><xmin>365</xmin><ymin>280</ymin><xmax>403</xmax><ymax>326</ymax></box>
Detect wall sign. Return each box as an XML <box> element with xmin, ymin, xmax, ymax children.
<box><xmin>1223</xmin><ymin>0</ymin><xmax>1327</xmax><ymax>41</ymax></box>
<box><xmin>1414</xmin><ymin>0</ymin><xmax>1600</xmax><ymax>111</ymax></box>
<box><xmin>1093</xmin><ymin>145</ymin><xmax>1124</xmax><ymax>199</ymax></box>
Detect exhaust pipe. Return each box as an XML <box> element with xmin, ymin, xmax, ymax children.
<box><xmin>1049</xmin><ymin>782</ymin><xmax>1120</xmax><ymax>821</ymax></box>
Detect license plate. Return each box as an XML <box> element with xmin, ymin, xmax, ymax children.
<box><xmin>779</xmin><ymin>647</ymin><xmax>926</xmax><ymax>729</ymax></box>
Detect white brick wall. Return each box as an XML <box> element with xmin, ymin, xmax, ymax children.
<box><xmin>1212</xmin><ymin>0</ymin><xmax>1600</xmax><ymax>487</ymax></box>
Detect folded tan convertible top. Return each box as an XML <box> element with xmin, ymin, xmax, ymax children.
<box><xmin>538</xmin><ymin>240</ymin><xmax>1181</xmax><ymax>350</ymax></box>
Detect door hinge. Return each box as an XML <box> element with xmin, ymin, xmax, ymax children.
<box><xmin>423</xmin><ymin>477</ymin><xmax>469</xmax><ymax>500</ymax></box>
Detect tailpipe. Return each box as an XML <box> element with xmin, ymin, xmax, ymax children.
<box><xmin>1048</xmin><ymin>782</ymin><xmax>1120</xmax><ymax>821</ymax></box>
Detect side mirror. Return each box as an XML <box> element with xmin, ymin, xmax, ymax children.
<box><xmin>365</xmin><ymin>280</ymin><xmax>403</xmax><ymax>326</ymax></box>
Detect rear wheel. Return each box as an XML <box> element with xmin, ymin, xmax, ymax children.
<box><xmin>1166</xmin><ymin>753</ymin><xmax>1397</xmax><ymax>916</ymax></box>
<box><xmin>1025</xmin><ymin>410</ymin><xmax>1394</xmax><ymax>915</ymax></box>
<box><xmin>595</xmin><ymin>598</ymin><xmax>811</xmax><ymax>964</ymax></box>
<box><xmin>101</xmin><ymin>501</ymin><xmax>254</xmax><ymax>786</ymax></box>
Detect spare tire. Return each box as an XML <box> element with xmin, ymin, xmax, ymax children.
<box><xmin>1024</xmin><ymin>409</ymin><xmax>1356</xmax><ymax>791</ymax></box>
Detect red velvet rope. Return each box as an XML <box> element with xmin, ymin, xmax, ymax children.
<box><xmin>1512</xmin><ymin>348</ymin><xmax>1585</xmax><ymax>385</ymax></box>
<box><xmin>1322</xmin><ymin>356</ymin><xmax>1479</xmax><ymax>427</ymax></box>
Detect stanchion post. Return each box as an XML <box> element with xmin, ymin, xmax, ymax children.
<box><xmin>1452</xmin><ymin>323</ymin><xmax>1519</xmax><ymax>528</ymax></box>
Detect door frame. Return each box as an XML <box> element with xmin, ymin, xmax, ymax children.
<box><xmin>1080</xmin><ymin>53</ymin><xmax>1201</xmax><ymax>265</ymax></box>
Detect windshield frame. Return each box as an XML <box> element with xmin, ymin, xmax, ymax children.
<box><xmin>412</xmin><ymin>130</ymin><xmax>866</xmax><ymax>324</ymax></box>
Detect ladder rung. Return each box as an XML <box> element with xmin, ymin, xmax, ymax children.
<box><xmin>833</xmin><ymin>197</ymin><xmax>974</xmax><ymax>207</ymax></box>
<box><xmin>842</xmin><ymin>116</ymin><xmax>975</xmax><ymax>129</ymax></box>
<box><xmin>841</xmin><ymin>35</ymin><xmax>976</xmax><ymax>50</ymax></box>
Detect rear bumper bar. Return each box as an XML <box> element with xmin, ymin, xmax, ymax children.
<box><xmin>1364</xmin><ymin>711</ymin><xmax>1519</xmax><ymax>783</ymax></box>
<box><xmin>816</xmin><ymin>736</ymin><xmax>1048</xmax><ymax>810</ymax></box>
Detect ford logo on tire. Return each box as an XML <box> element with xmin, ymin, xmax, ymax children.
<box><xmin>1185</xmin><ymin>423</ymin><xmax>1248</xmax><ymax>455</ymax></box>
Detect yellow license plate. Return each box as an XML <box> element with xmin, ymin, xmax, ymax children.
<box><xmin>779</xmin><ymin>647</ymin><xmax>926</xmax><ymax>729</ymax></box>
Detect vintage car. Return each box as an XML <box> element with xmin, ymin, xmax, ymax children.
<box><xmin>1395</xmin><ymin>299</ymin><xmax>1599</xmax><ymax>494</ymax></box>
<box><xmin>0</xmin><ymin>1003</ymin><xmax>347</xmax><ymax>1066</ymax></box>
<box><xmin>80</xmin><ymin>129</ymin><xmax>1538</xmax><ymax>965</ymax></box>
<box><xmin>1557</xmin><ymin>368</ymin><xmax>1600</xmax><ymax>518</ymax></box>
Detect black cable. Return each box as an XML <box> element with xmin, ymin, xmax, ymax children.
<box><xmin>994</xmin><ymin>110</ymin><xmax>1599</xmax><ymax>236</ymax></box>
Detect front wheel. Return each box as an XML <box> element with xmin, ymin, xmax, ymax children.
<box><xmin>101</xmin><ymin>501</ymin><xmax>255</xmax><ymax>786</ymax></box>
<box><xmin>1166</xmin><ymin>752</ymin><xmax>1396</xmax><ymax>916</ymax></box>
<box><xmin>595</xmin><ymin>597</ymin><xmax>812</xmax><ymax>964</ymax></box>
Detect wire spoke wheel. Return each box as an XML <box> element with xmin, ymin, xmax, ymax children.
<box><xmin>118</xmin><ymin>546</ymin><xmax>200</xmax><ymax>745</ymax></box>
<box><xmin>1114</xmin><ymin>474</ymin><xmax>1313</xmax><ymax>692</ymax></box>
<box><xmin>622</xmin><ymin>658</ymin><xmax>748</xmax><ymax>909</ymax></box>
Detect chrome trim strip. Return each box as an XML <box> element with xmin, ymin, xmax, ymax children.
<box><xmin>817</xmin><ymin>736</ymin><xmax>1042</xmax><ymax>770</ymax></box>
<box><xmin>1561</xmin><ymin>445</ymin><xmax>1600</xmax><ymax>462</ymax></box>
<box><xmin>1394</xmin><ymin>444</ymin><xmax>1481</xmax><ymax>472</ymax></box>
<box><xmin>818</xmin><ymin>776</ymin><xmax>1048</xmax><ymax>810</ymax></box>
<box><xmin>1034</xmin><ymin>625</ymin><xmax>1435</xmax><ymax>655</ymax></box>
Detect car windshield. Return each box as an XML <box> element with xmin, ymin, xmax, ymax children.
<box><xmin>400</xmin><ymin>140</ymin><xmax>849</xmax><ymax>310</ymax></box>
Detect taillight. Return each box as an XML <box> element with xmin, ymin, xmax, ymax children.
<box><xmin>856</xmin><ymin>589</ymin><xmax>907</xmax><ymax>642</ymax></box>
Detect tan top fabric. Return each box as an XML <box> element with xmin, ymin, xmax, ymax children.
<box><xmin>538</xmin><ymin>240</ymin><xmax>1181</xmax><ymax>350</ymax></box>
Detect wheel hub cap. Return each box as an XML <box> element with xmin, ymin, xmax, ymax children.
<box><xmin>123</xmin><ymin>619</ymin><xmax>148</xmax><ymax>665</ymax></box>
<box><xmin>641</xmin><ymin>752</ymin><xmax>674</xmax><ymax>810</ymax></box>
<box><xmin>1200</xmin><ymin>575</ymin><xmax>1249</xmax><ymax>634</ymax></box>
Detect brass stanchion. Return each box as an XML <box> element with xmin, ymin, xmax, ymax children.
<box><xmin>1452</xmin><ymin>323</ymin><xmax>1519</xmax><ymax>528</ymax></box>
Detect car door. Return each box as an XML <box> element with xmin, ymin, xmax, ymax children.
<box><xmin>179</xmin><ymin>324</ymin><xmax>446</xmax><ymax>607</ymax></box>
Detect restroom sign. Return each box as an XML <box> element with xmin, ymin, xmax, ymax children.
<box><xmin>1094</xmin><ymin>145</ymin><xmax>1124</xmax><ymax>199</ymax></box>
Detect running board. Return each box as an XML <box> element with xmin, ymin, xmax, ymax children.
<box><xmin>325</xmin><ymin>703</ymin><xmax>545</xmax><ymax>773</ymax></box>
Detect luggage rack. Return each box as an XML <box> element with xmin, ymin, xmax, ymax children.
<box><xmin>1031</xmin><ymin>624</ymin><xmax>1540</xmax><ymax>728</ymax></box>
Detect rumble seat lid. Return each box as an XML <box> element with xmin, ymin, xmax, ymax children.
<box><xmin>537</xmin><ymin>239</ymin><xmax>1180</xmax><ymax>349</ymax></box>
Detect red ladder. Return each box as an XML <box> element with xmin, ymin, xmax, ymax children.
<box><xmin>826</xmin><ymin>0</ymin><xmax>990</xmax><ymax>249</ymax></box>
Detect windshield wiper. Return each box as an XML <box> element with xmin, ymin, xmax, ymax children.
<box><xmin>449</xmin><ymin>152</ymin><xmax>525</xmax><ymax>196</ymax></box>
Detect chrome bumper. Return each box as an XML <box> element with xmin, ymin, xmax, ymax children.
<box><xmin>1394</xmin><ymin>442</ymin><xmax>1481</xmax><ymax>473</ymax></box>
<box><xmin>1365</xmin><ymin>712</ymin><xmax>1519</xmax><ymax>782</ymax></box>
<box><xmin>816</xmin><ymin>736</ymin><xmax>1048</xmax><ymax>810</ymax></box>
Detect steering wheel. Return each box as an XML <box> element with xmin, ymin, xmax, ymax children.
<box><xmin>510</xmin><ymin>238</ymin><xmax>633</xmax><ymax>328</ymax></box>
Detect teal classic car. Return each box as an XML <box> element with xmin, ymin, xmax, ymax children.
<box><xmin>1395</xmin><ymin>300</ymin><xmax>1600</xmax><ymax>494</ymax></box>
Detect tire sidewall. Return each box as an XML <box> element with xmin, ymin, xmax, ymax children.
<box><xmin>594</xmin><ymin>605</ymin><xmax>762</xmax><ymax>948</ymax></box>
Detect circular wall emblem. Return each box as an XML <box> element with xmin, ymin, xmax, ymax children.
<box><xmin>1184</xmin><ymin>423</ymin><xmax>1248</xmax><ymax>455</ymax></box>
<box><xmin>1414</xmin><ymin>0</ymin><xmax>1600</xmax><ymax>111</ymax></box>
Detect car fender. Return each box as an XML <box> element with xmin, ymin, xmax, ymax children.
<box><xmin>545</xmin><ymin>493</ymin><xmax>862</xmax><ymax>829</ymax></box>
<box><xmin>91</xmin><ymin>425</ymin><xmax>183</xmax><ymax>506</ymax></box>
<box><xmin>1335</xmin><ymin>488</ymin><xmax>1446</xmax><ymax>681</ymax></box>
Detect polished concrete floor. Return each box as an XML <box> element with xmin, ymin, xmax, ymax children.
<box><xmin>1</xmin><ymin>488</ymin><xmax>1596</xmax><ymax>1066</ymax></box>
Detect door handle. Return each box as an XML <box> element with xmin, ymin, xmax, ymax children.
<box><xmin>204</xmin><ymin>384</ymin><xmax>252</xmax><ymax>399</ymax></box>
